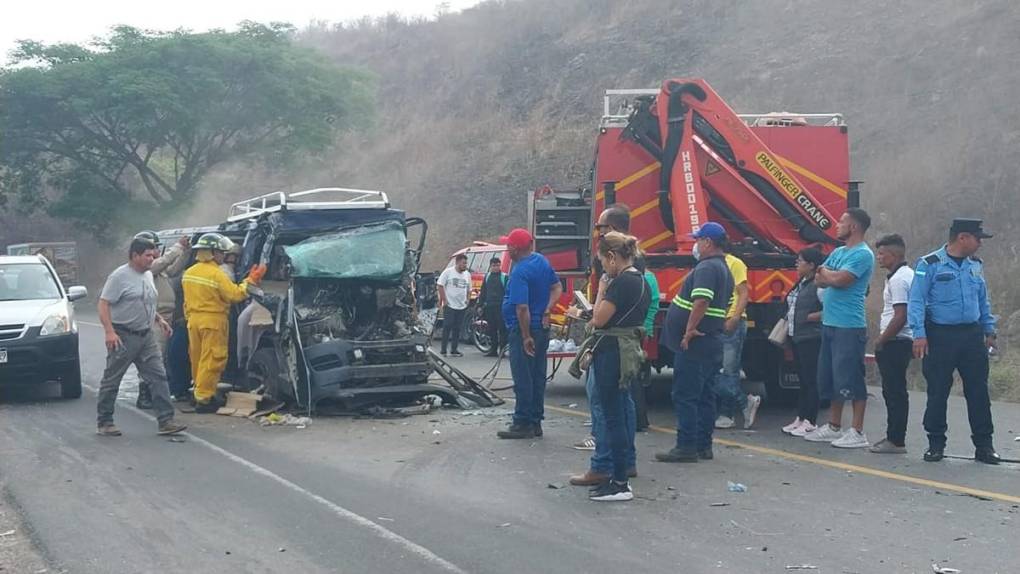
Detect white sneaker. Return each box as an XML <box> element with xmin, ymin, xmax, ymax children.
<box><xmin>832</xmin><ymin>428</ymin><xmax>870</xmax><ymax>449</ymax></box>
<box><xmin>714</xmin><ymin>416</ymin><xmax>735</xmax><ymax>429</ymax></box>
<box><xmin>804</xmin><ymin>423</ymin><xmax>843</xmax><ymax>442</ymax></box>
<box><xmin>790</xmin><ymin>420</ymin><xmax>817</xmax><ymax>437</ymax></box>
<box><xmin>742</xmin><ymin>395</ymin><xmax>762</xmax><ymax>429</ymax></box>
<box><xmin>782</xmin><ymin>418</ymin><xmax>803</xmax><ymax>434</ymax></box>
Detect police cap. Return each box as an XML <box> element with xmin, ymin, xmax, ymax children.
<box><xmin>950</xmin><ymin>218</ymin><xmax>993</xmax><ymax>239</ymax></box>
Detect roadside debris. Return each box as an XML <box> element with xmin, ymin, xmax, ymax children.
<box><xmin>785</xmin><ymin>566</ymin><xmax>818</xmax><ymax>571</ymax></box>
<box><xmin>547</xmin><ymin>482</ymin><xmax>566</xmax><ymax>490</ymax></box>
<box><xmin>727</xmin><ymin>481</ymin><xmax>748</xmax><ymax>493</ymax></box>
<box><xmin>709</xmin><ymin>502</ymin><xmax>730</xmax><ymax>507</ymax></box>
<box><xmin>216</xmin><ymin>391</ymin><xmax>262</xmax><ymax>417</ymax></box>
<box><xmin>259</xmin><ymin>413</ymin><xmax>313</xmax><ymax>427</ymax></box>
<box><xmin>931</xmin><ymin>564</ymin><xmax>961</xmax><ymax>574</ymax></box>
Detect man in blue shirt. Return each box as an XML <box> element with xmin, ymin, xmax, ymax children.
<box><xmin>803</xmin><ymin>208</ymin><xmax>875</xmax><ymax>449</ymax></box>
<box><xmin>908</xmin><ymin>218</ymin><xmax>999</xmax><ymax>464</ymax></box>
<box><xmin>497</xmin><ymin>228</ymin><xmax>563</xmax><ymax>439</ymax></box>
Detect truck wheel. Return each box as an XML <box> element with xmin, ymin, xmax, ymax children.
<box><xmin>60</xmin><ymin>364</ymin><xmax>83</xmax><ymax>399</ymax></box>
<box><xmin>248</xmin><ymin>348</ymin><xmax>293</xmax><ymax>403</ymax></box>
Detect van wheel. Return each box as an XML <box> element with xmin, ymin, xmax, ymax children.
<box><xmin>248</xmin><ymin>348</ymin><xmax>293</xmax><ymax>402</ymax></box>
<box><xmin>61</xmin><ymin>364</ymin><xmax>83</xmax><ymax>399</ymax></box>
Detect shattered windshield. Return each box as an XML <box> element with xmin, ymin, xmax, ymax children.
<box><xmin>284</xmin><ymin>221</ymin><xmax>407</xmax><ymax>280</ymax></box>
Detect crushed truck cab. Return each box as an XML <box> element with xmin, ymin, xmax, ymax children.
<box><xmin>221</xmin><ymin>188</ymin><xmax>456</xmax><ymax>410</ymax></box>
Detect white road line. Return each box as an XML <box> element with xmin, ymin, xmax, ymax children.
<box><xmin>80</xmin><ymin>380</ymin><xmax>467</xmax><ymax>573</ymax></box>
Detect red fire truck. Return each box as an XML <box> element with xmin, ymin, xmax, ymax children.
<box><xmin>531</xmin><ymin>78</ymin><xmax>854</xmax><ymax>399</ymax></box>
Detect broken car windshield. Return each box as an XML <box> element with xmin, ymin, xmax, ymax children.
<box><xmin>284</xmin><ymin>221</ymin><xmax>406</xmax><ymax>280</ymax></box>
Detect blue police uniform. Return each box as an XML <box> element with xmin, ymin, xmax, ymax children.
<box><xmin>908</xmin><ymin>244</ymin><xmax>997</xmax><ymax>453</ymax></box>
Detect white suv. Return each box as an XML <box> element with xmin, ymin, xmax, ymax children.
<box><xmin>0</xmin><ymin>255</ymin><xmax>87</xmax><ymax>398</ymax></box>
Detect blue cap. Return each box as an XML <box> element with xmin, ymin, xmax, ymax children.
<box><xmin>691</xmin><ymin>221</ymin><xmax>727</xmax><ymax>241</ymax></box>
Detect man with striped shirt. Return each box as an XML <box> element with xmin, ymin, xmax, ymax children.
<box><xmin>656</xmin><ymin>222</ymin><xmax>735</xmax><ymax>463</ymax></box>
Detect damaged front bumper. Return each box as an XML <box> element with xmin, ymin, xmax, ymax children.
<box><xmin>299</xmin><ymin>336</ymin><xmax>445</xmax><ymax>405</ymax></box>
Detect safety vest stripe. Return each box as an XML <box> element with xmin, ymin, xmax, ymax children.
<box><xmin>182</xmin><ymin>276</ymin><xmax>218</xmax><ymax>288</ymax></box>
<box><xmin>690</xmin><ymin>287</ymin><xmax>715</xmax><ymax>299</ymax></box>
<box><xmin>672</xmin><ymin>297</ymin><xmax>693</xmax><ymax>309</ymax></box>
<box><xmin>671</xmin><ymin>295</ymin><xmax>727</xmax><ymax>317</ymax></box>
<box><xmin>914</xmin><ymin>270</ymin><xmax>926</xmax><ymax>276</ymax></box>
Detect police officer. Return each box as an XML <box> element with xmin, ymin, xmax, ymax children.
<box><xmin>908</xmin><ymin>218</ymin><xmax>999</xmax><ymax>464</ymax></box>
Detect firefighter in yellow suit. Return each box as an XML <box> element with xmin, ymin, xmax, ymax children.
<box><xmin>182</xmin><ymin>233</ymin><xmax>266</xmax><ymax>413</ymax></box>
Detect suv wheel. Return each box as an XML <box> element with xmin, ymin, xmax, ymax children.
<box><xmin>61</xmin><ymin>363</ymin><xmax>83</xmax><ymax>399</ymax></box>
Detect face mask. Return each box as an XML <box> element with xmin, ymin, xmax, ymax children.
<box><xmin>692</xmin><ymin>242</ymin><xmax>701</xmax><ymax>261</ymax></box>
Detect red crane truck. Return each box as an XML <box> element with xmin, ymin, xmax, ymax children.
<box><xmin>531</xmin><ymin>78</ymin><xmax>854</xmax><ymax>399</ymax></box>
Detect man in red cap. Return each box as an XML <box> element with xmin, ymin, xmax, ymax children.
<box><xmin>497</xmin><ymin>228</ymin><xmax>563</xmax><ymax>439</ymax></box>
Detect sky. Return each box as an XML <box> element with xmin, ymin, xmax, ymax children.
<box><xmin>0</xmin><ymin>0</ymin><xmax>482</xmax><ymax>63</ymax></box>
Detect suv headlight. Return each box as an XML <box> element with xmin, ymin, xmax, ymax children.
<box><xmin>40</xmin><ymin>314</ymin><xmax>71</xmax><ymax>336</ymax></box>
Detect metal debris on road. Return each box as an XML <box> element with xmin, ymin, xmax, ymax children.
<box><xmin>931</xmin><ymin>564</ymin><xmax>961</xmax><ymax>574</ymax></box>
<box><xmin>547</xmin><ymin>482</ymin><xmax>565</xmax><ymax>490</ymax></box>
<box><xmin>0</xmin><ymin>529</ymin><xmax>16</xmax><ymax>537</ymax></box>
<box><xmin>785</xmin><ymin>566</ymin><xmax>818</xmax><ymax>571</ymax></box>
<box><xmin>727</xmin><ymin>481</ymin><xmax>748</xmax><ymax>493</ymax></box>
<box><xmin>709</xmin><ymin>502</ymin><xmax>730</xmax><ymax>507</ymax></box>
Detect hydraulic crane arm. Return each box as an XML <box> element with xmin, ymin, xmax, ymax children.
<box><xmin>623</xmin><ymin>78</ymin><xmax>840</xmax><ymax>254</ymax></box>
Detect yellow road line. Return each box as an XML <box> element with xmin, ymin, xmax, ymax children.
<box><xmin>544</xmin><ymin>404</ymin><xmax>1020</xmax><ymax>505</ymax></box>
<box><xmin>775</xmin><ymin>154</ymin><xmax>847</xmax><ymax>199</ymax></box>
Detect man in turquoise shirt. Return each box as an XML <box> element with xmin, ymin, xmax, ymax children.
<box><xmin>803</xmin><ymin>208</ymin><xmax>875</xmax><ymax>449</ymax></box>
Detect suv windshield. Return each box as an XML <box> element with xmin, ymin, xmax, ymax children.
<box><xmin>0</xmin><ymin>263</ymin><xmax>61</xmax><ymax>301</ymax></box>
<box><xmin>284</xmin><ymin>221</ymin><xmax>407</xmax><ymax>280</ymax></box>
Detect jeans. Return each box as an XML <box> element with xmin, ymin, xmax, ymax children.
<box><xmin>441</xmin><ymin>306</ymin><xmax>466</xmax><ymax>353</ymax></box>
<box><xmin>713</xmin><ymin>320</ymin><xmax>747</xmax><ymax>418</ymax></box>
<box><xmin>672</xmin><ymin>347</ymin><xmax>721</xmax><ymax>451</ymax></box>
<box><xmin>792</xmin><ymin>338</ymin><xmax>821</xmax><ymax>424</ymax></box>
<box><xmin>922</xmin><ymin>323</ymin><xmax>993</xmax><ymax>449</ymax></box>
<box><xmin>587</xmin><ymin>364</ymin><xmax>636</xmax><ymax>474</ymax></box>
<box><xmin>593</xmin><ymin>349</ymin><xmax>632</xmax><ymax>482</ymax></box>
<box><xmin>166</xmin><ymin>325</ymin><xmax>191</xmax><ymax>397</ymax></box>
<box><xmin>97</xmin><ymin>328</ymin><xmax>176</xmax><ymax>426</ymax></box>
<box><xmin>876</xmin><ymin>338</ymin><xmax>912</xmax><ymax>445</ymax></box>
<box><xmin>508</xmin><ymin>325</ymin><xmax>550</xmax><ymax>426</ymax></box>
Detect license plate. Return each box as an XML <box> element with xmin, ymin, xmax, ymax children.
<box><xmin>0</xmin><ymin>349</ymin><xmax>7</xmax><ymax>364</ymax></box>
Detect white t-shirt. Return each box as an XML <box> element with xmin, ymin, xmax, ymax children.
<box><xmin>880</xmin><ymin>264</ymin><xmax>913</xmax><ymax>339</ymax></box>
<box><xmin>437</xmin><ymin>267</ymin><xmax>472</xmax><ymax>310</ymax></box>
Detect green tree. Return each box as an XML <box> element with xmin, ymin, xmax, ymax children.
<box><xmin>0</xmin><ymin>22</ymin><xmax>374</xmax><ymax>234</ymax></box>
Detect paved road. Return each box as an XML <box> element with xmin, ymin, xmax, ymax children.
<box><xmin>1</xmin><ymin>319</ymin><xmax>1018</xmax><ymax>573</ymax></box>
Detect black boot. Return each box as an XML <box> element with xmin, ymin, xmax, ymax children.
<box><xmin>655</xmin><ymin>447</ymin><xmax>699</xmax><ymax>463</ymax></box>
<box><xmin>975</xmin><ymin>446</ymin><xmax>1001</xmax><ymax>465</ymax></box>
<box><xmin>497</xmin><ymin>423</ymin><xmax>536</xmax><ymax>439</ymax></box>
<box><xmin>135</xmin><ymin>385</ymin><xmax>153</xmax><ymax>410</ymax></box>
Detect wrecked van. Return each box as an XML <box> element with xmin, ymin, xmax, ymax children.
<box><xmin>226</xmin><ymin>188</ymin><xmax>457</xmax><ymax>410</ymax></box>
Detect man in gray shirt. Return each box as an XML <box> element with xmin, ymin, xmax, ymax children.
<box><xmin>96</xmin><ymin>238</ymin><xmax>187</xmax><ymax>437</ymax></box>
